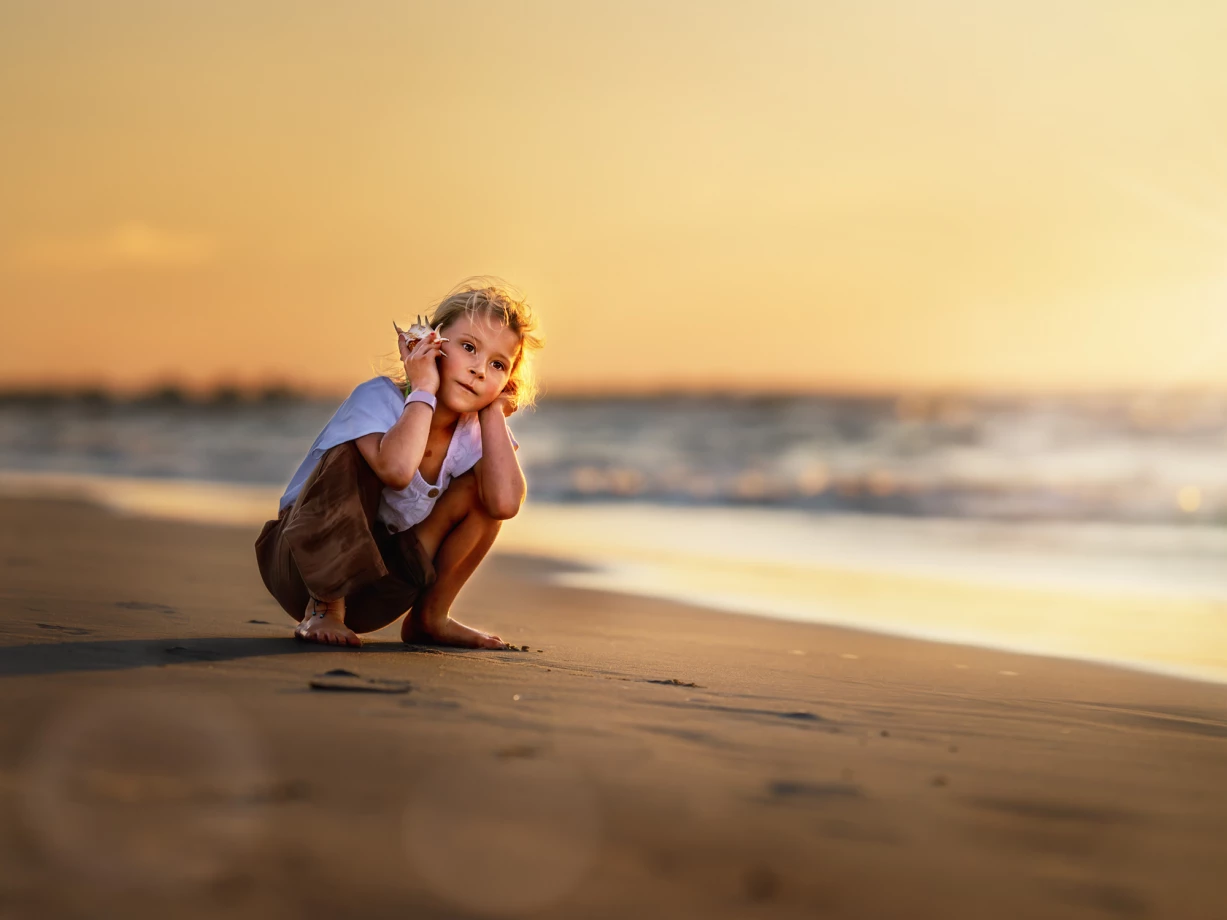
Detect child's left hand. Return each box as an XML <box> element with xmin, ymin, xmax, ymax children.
<box><xmin>488</xmin><ymin>391</ymin><xmax>515</xmax><ymax>418</ymax></box>
<box><xmin>482</xmin><ymin>383</ymin><xmax>517</xmax><ymax>419</ymax></box>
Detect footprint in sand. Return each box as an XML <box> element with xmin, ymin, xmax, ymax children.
<box><xmin>115</xmin><ymin>601</ymin><xmax>178</xmax><ymax>616</ymax></box>
<box><xmin>1049</xmin><ymin>881</ymin><xmax>1150</xmax><ymax>917</ymax></box>
<box><xmin>494</xmin><ymin>744</ymin><xmax>539</xmax><ymax>760</ymax></box>
<box><xmin>36</xmin><ymin>623</ymin><xmax>91</xmax><ymax>636</ymax></box>
<box><xmin>744</xmin><ymin>865</ymin><xmax>780</xmax><ymax>902</ymax></box>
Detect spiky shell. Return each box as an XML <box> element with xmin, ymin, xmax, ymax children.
<box><xmin>393</xmin><ymin>314</ymin><xmax>440</xmax><ymax>346</ymax></box>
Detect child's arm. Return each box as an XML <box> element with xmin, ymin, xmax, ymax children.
<box><xmin>355</xmin><ymin>330</ymin><xmax>444</xmax><ymax>490</ymax></box>
<box><xmin>355</xmin><ymin>401</ymin><xmax>433</xmax><ymax>490</ymax></box>
<box><xmin>474</xmin><ymin>396</ymin><xmax>525</xmax><ymax>520</ymax></box>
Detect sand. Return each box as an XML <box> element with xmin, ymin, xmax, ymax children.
<box><xmin>2</xmin><ymin>494</ymin><xmax>1226</xmax><ymax>919</ymax></box>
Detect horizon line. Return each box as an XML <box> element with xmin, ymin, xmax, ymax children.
<box><xmin>4</xmin><ymin>379</ymin><xmax>1227</xmax><ymax>404</ymax></box>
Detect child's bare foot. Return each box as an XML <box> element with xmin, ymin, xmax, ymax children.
<box><xmin>296</xmin><ymin>597</ymin><xmax>361</xmax><ymax>647</ymax></box>
<box><xmin>402</xmin><ymin>616</ymin><xmax>506</xmax><ymax>650</ymax></box>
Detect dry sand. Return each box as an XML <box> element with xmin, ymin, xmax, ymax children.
<box><xmin>1</xmin><ymin>494</ymin><xmax>1226</xmax><ymax>919</ymax></box>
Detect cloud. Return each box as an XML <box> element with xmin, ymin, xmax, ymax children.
<box><xmin>11</xmin><ymin>221</ymin><xmax>217</xmax><ymax>271</ymax></box>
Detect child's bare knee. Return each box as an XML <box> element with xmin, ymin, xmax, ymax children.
<box><xmin>449</xmin><ymin>470</ymin><xmax>515</xmax><ymax>522</ymax></box>
<box><xmin>450</xmin><ymin>471</ymin><xmax>487</xmax><ymax>510</ymax></box>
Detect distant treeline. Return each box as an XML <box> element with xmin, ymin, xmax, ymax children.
<box><xmin>5</xmin><ymin>383</ymin><xmax>1227</xmax><ymax>413</ymax></box>
<box><xmin>0</xmin><ymin>383</ymin><xmax>326</xmax><ymax>407</ymax></box>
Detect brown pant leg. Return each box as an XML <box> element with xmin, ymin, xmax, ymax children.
<box><xmin>254</xmin><ymin>512</ymin><xmax>310</xmax><ymax>622</ymax></box>
<box><xmin>279</xmin><ymin>440</ymin><xmax>390</xmax><ymax>601</ymax></box>
<box><xmin>254</xmin><ymin>441</ymin><xmax>435</xmax><ymax>633</ymax></box>
<box><xmin>343</xmin><ymin>526</ymin><xmax>437</xmax><ymax>634</ymax></box>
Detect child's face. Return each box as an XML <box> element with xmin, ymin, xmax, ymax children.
<box><xmin>436</xmin><ymin>312</ymin><xmax>521</xmax><ymax>414</ymax></box>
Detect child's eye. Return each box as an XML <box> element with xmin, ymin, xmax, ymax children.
<box><xmin>462</xmin><ymin>342</ymin><xmax>475</xmax><ymax>352</ymax></box>
<box><xmin>492</xmin><ymin>361</ymin><xmax>506</xmax><ymax>372</ymax></box>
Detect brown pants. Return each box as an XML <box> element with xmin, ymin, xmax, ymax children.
<box><xmin>254</xmin><ymin>441</ymin><xmax>436</xmax><ymax>634</ymax></box>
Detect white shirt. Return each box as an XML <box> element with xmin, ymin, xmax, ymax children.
<box><xmin>278</xmin><ymin>376</ymin><xmax>516</xmax><ymax>531</ymax></box>
<box><xmin>378</xmin><ymin>409</ymin><xmax>483</xmax><ymax>532</ymax></box>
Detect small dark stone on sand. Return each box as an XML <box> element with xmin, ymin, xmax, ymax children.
<box><xmin>932</xmin><ymin>774</ymin><xmax>949</xmax><ymax>787</ymax></box>
<box><xmin>880</xmin><ymin>729</ymin><xmax>891</xmax><ymax>737</ymax></box>
<box><xmin>948</xmin><ymin>744</ymin><xmax>960</xmax><ymax>753</ymax></box>
<box><xmin>521</xmin><ymin>644</ymin><xmax>530</xmax><ymax>651</ymax></box>
<box><xmin>648</xmin><ymin>678</ymin><xmax>700</xmax><ymax>688</ymax></box>
<box><xmin>310</xmin><ymin>671</ymin><xmax>411</xmax><ymax>693</ymax></box>
<box><xmin>768</xmin><ymin>780</ymin><xmax>864</xmax><ymax>800</ymax></box>
<box><xmin>247</xmin><ymin>619</ymin><xmax>271</xmax><ymax>624</ymax></box>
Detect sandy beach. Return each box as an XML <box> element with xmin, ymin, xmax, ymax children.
<box><xmin>2</xmin><ymin>494</ymin><xmax>1226</xmax><ymax>919</ymax></box>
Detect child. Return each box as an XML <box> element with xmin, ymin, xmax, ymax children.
<box><xmin>255</xmin><ymin>279</ymin><xmax>542</xmax><ymax>649</ymax></box>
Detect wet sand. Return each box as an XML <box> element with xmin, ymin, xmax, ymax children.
<box><xmin>2</xmin><ymin>495</ymin><xmax>1226</xmax><ymax>919</ymax></box>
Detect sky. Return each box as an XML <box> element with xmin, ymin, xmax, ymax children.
<box><xmin>2</xmin><ymin>0</ymin><xmax>1226</xmax><ymax>395</ymax></box>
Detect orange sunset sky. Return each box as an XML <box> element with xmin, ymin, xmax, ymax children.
<box><xmin>2</xmin><ymin>1</ymin><xmax>1225</xmax><ymax>395</ymax></box>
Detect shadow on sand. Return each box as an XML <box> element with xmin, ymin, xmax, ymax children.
<box><xmin>0</xmin><ymin>635</ymin><xmax>433</xmax><ymax>678</ymax></box>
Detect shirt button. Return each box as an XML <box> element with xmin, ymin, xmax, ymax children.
<box><xmin>427</xmin><ymin>488</ymin><xmax>439</xmax><ymax>498</ymax></box>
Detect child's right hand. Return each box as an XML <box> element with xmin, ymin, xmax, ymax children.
<box><xmin>399</xmin><ymin>326</ymin><xmax>448</xmax><ymax>395</ymax></box>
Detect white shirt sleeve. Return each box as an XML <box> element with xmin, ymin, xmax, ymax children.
<box><xmin>278</xmin><ymin>377</ymin><xmax>404</xmax><ymax>510</ymax></box>
<box><xmin>329</xmin><ymin>377</ymin><xmax>404</xmax><ymax>443</ymax></box>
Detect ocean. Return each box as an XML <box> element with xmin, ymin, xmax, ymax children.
<box><xmin>3</xmin><ymin>388</ymin><xmax>1225</xmax><ymax>523</ymax></box>
<box><xmin>3</xmin><ymin>388</ymin><xmax>1225</xmax><ymax>683</ymax></box>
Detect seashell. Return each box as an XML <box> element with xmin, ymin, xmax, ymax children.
<box><xmin>394</xmin><ymin>315</ymin><xmax>447</xmax><ymax>348</ymax></box>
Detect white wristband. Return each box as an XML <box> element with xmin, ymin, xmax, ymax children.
<box><xmin>405</xmin><ymin>390</ymin><xmax>436</xmax><ymax>411</ymax></box>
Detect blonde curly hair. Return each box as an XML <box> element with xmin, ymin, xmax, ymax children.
<box><xmin>386</xmin><ymin>276</ymin><xmax>544</xmax><ymax>413</ymax></box>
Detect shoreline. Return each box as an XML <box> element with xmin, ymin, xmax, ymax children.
<box><xmin>3</xmin><ymin>469</ymin><xmax>1226</xmax><ymax>687</ymax></box>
